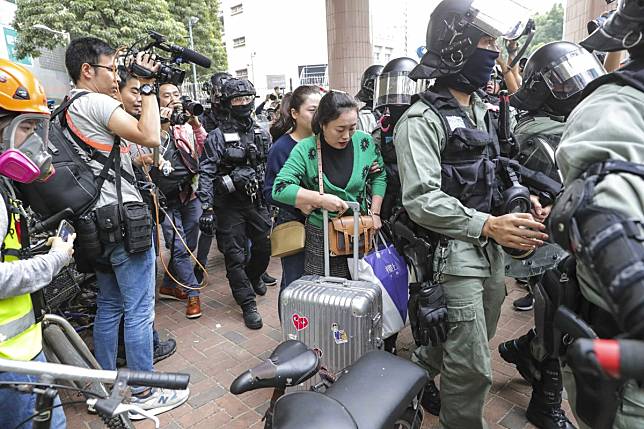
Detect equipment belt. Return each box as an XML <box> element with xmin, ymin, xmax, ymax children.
<box><xmin>0</xmin><ymin>311</ymin><xmax>35</xmax><ymax>342</ymax></box>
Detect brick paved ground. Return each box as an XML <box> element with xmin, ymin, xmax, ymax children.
<box><xmin>62</xmin><ymin>245</ymin><xmax>577</xmax><ymax>429</ymax></box>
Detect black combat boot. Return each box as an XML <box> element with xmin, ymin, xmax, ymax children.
<box><xmin>420</xmin><ymin>379</ymin><xmax>441</xmax><ymax>416</ymax></box>
<box><xmin>526</xmin><ymin>358</ymin><xmax>576</xmax><ymax>429</ymax></box>
<box><xmin>498</xmin><ymin>328</ymin><xmax>538</xmax><ymax>384</ymax></box>
<box><xmin>242</xmin><ymin>303</ymin><xmax>263</xmax><ymax>329</ymax></box>
<box><xmin>253</xmin><ymin>279</ymin><xmax>267</xmax><ymax>296</ymax></box>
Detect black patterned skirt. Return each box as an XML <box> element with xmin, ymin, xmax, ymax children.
<box><xmin>304</xmin><ymin>221</ymin><xmax>350</xmax><ymax>279</ymax></box>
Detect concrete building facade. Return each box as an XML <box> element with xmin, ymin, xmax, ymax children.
<box><xmin>563</xmin><ymin>0</ymin><xmax>618</xmax><ymax>43</ymax></box>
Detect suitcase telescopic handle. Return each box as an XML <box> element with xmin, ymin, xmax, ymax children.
<box><xmin>322</xmin><ymin>201</ymin><xmax>361</xmax><ymax>277</ymax></box>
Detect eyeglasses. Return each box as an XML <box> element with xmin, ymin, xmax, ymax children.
<box><xmin>88</xmin><ymin>64</ymin><xmax>114</xmax><ymax>72</ymax></box>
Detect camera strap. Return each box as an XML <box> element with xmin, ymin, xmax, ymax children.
<box><xmin>113</xmin><ymin>136</ymin><xmax>124</xmax><ymax>215</ymax></box>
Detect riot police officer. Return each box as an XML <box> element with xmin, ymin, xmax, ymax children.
<box><xmin>498</xmin><ymin>41</ymin><xmax>606</xmax><ymax>429</ymax></box>
<box><xmin>356</xmin><ymin>64</ymin><xmax>383</xmax><ymax>133</ymax></box>
<box><xmin>201</xmin><ymin>72</ymin><xmax>232</xmax><ymax>133</ymax></box>
<box><xmin>549</xmin><ymin>0</ymin><xmax>644</xmax><ymax>427</ymax></box>
<box><xmin>394</xmin><ymin>1</ymin><xmax>548</xmax><ymax>427</ymax></box>
<box><xmin>197</xmin><ymin>78</ymin><xmax>272</xmax><ymax>330</ymax></box>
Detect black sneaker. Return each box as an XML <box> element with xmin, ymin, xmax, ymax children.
<box><xmin>498</xmin><ymin>333</ymin><xmax>537</xmax><ymax>384</ymax></box>
<box><xmin>154</xmin><ymin>338</ymin><xmax>177</xmax><ymax>364</ymax></box>
<box><xmin>527</xmin><ymin>401</ymin><xmax>576</xmax><ymax>429</ymax></box>
<box><xmin>261</xmin><ymin>272</ymin><xmax>277</xmax><ymax>287</ymax></box>
<box><xmin>242</xmin><ymin>305</ymin><xmax>263</xmax><ymax>330</ymax></box>
<box><xmin>253</xmin><ymin>279</ymin><xmax>267</xmax><ymax>296</ymax></box>
<box><xmin>194</xmin><ymin>265</ymin><xmax>205</xmax><ymax>285</ymax></box>
<box><xmin>513</xmin><ymin>292</ymin><xmax>534</xmax><ymax>311</ymax></box>
<box><xmin>420</xmin><ymin>380</ymin><xmax>441</xmax><ymax>416</ymax></box>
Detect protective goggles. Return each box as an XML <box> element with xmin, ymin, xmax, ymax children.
<box><xmin>0</xmin><ymin>113</ymin><xmax>53</xmax><ymax>183</ymax></box>
<box><xmin>541</xmin><ymin>49</ymin><xmax>606</xmax><ymax>99</ymax></box>
<box><xmin>374</xmin><ymin>72</ymin><xmax>430</xmax><ymax>109</ymax></box>
<box><xmin>230</xmin><ymin>95</ymin><xmax>255</xmax><ymax>106</ymax></box>
<box><xmin>468</xmin><ymin>0</ymin><xmax>533</xmax><ymax>40</ymax></box>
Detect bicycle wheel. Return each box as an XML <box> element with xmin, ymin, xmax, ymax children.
<box><xmin>42</xmin><ymin>324</ymin><xmax>134</xmax><ymax>429</ymax></box>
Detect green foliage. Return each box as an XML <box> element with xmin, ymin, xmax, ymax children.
<box><xmin>12</xmin><ymin>0</ymin><xmax>226</xmax><ymax>75</ymax></box>
<box><xmin>525</xmin><ymin>3</ymin><xmax>564</xmax><ymax>58</ymax></box>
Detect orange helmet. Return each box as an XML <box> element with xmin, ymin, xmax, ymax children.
<box><xmin>0</xmin><ymin>58</ymin><xmax>49</xmax><ymax>115</ymax></box>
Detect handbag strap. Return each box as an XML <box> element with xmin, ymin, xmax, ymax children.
<box><xmin>316</xmin><ymin>137</ymin><xmax>324</xmax><ymax>195</ymax></box>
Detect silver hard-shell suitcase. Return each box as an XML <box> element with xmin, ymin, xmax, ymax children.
<box><xmin>280</xmin><ymin>202</ymin><xmax>383</xmax><ymax>379</ymax></box>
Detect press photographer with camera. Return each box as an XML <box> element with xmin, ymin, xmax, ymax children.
<box><xmin>63</xmin><ymin>37</ymin><xmax>189</xmax><ymax>416</ymax></box>
<box><xmin>155</xmin><ymin>82</ymin><xmax>207</xmax><ymax>319</ymax></box>
<box><xmin>198</xmin><ymin>78</ymin><xmax>272</xmax><ymax>330</ymax></box>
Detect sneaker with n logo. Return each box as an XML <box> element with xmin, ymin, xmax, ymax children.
<box><xmin>128</xmin><ymin>387</ymin><xmax>190</xmax><ymax>420</ymax></box>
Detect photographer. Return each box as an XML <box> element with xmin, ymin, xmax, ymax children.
<box><xmin>155</xmin><ymin>82</ymin><xmax>207</xmax><ymax>319</ymax></box>
<box><xmin>198</xmin><ymin>78</ymin><xmax>272</xmax><ymax>330</ymax></box>
<box><xmin>64</xmin><ymin>37</ymin><xmax>188</xmax><ymax>415</ymax></box>
<box><xmin>0</xmin><ymin>59</ymin><xmax>74</xmax><ymax>429</ymax></box>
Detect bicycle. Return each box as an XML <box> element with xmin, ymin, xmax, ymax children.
<box><xmin>0</xmin><ymin>357</ymin><xmax>189</xmax><ymax>429</ymax></box>
<box><xmin>231</xmin><ymin>340</ymin><xmax>428</xmax><ymax>429</ymax></box>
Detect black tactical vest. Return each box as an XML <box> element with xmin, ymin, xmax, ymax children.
<box><xmin>218</xmin><ymin>122</ymin><xmax>269</xmax><ymax>179</ymax></box>
<box><xmin>419</xmin><ymin>88</ymin><xmax>502</xmax><ymax>213</ymax></box>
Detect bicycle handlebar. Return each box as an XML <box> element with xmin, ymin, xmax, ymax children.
<box><xmin>0</xmin><ymin>358</ymin><xmax>190</xmax><ymax>390</ymax></box>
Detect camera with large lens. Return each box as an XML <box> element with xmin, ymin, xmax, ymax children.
<box><xmin>125</xmin><ymin>31</ymin><xmax>211</xmax><ymax>86</ymax></box>
<box><xmin>170</xmin><ymin>95</ymin><xmax>204</xmax><ymax>125</ymax></box>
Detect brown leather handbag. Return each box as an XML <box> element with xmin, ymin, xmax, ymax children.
<box><xmin>316</xmin><ymin>138</ymin><xmax>375</xmax><ymax>256</ymax></box>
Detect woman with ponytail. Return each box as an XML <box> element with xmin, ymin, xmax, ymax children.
<box><xmin>263</xmin><ymin>85</ymin><xmax>322</xmax><ymax>292</ymax></box>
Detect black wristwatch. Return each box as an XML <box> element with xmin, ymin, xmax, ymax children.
<box><xmin>140</xmin><ymin>84</ymin><xmax>156</xmax><ymax>96</ymax></box>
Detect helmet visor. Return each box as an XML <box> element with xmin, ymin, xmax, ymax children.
<box><xmin>541</xmin><ymin>50</ymin><xmax>606</xmax><ymax>99</ymax></box>
<box><xmin>374</xmin><ymin>72</ymin><xmax>429</xmax><ymax>109</ymax></box>
<box><xmin>230</xmin><ymin>95</ymin><xmax>255</xmax><ymax>106</ymax></box>
<box><xmin>469</xmin><ymin>0</ymin><xmax>532</xmax><ymax>40</ymax></box>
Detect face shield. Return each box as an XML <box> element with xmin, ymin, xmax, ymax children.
<box><xmin>230</xmin><ymin>95</ymin><xmax>255</xmax><ymax>106</ymax></box>
<box><xmin>468</xmin><ymin>0</ymin><xmax>533</xmax><ymax>40</ymax></box>
<box><xmin>374</xmin><ymin>72</ymin><xmax>430</xmax><ymax>109</ymax></box>
<box><xmin>541</xmin><ymin>49</ymin><xmax>606</xmax><ymax>100</ymax></box>
<box><xmin>0</xmin><ymin>113</ymin><xmax>54</xmax><ymax>183</ymax></box>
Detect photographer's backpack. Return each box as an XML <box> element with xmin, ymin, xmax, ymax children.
<box><xmin>16</xmin><ymin>92</ymin><xmax>135</xmax><ymax>219</ymax></box>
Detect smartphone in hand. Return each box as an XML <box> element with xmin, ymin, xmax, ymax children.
<box><xmin>56</xmin><ymin>220</ymin><xmax>75</xmax><ymax>241</ymax></box>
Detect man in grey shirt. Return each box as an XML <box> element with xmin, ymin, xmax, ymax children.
<box><xmin>64</xmin><ymin>37</ymin><xmax>188</xmax><ymax>417</ymax></box>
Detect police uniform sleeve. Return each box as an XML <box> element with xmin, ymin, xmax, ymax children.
<box><xmin>197</xmin><ymin>129</ymin><xmax>223</xmax><ymax>208</ymax></box>
<box><xmin>272</xmin><ymin>140</ymin><xmax>310</xmax><ymax>206</ymax></box>
<box><xmin>394</xmin><ymin>110</ymin><xmax>489</xmax><ymax>245</ymax></box>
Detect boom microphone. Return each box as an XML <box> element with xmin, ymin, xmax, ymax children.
<box><xmin>170</xmin><ymin>45</ymin><xmax>212</xmax><ymax>68</ymax></box>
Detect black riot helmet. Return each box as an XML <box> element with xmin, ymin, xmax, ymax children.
<box><xmin>511</xmin><ymin>42</ymin><xmax>606</xmax><ymax>116</ymax></box>
<box><xmin>409</xmin><ymin>0</ymin><xmax>532</xmax><ymax>81</ymax></box>
<box><xmin>356</xmin><ymin>65</ymin><xmax>384</xmax><ymax>104</ymax></box>
<box><xmin>374</xmin><ymin>57</ymin><xmax>429</xmax><ymax>111</ymax></box>
<box><xmin>222</xmin><ymin>78</ymin><xmax>256</xmax><ymax>119</ymax></box>
<box><xmin>582</xmin><ymin>0</ymin><xmax>644</xmax><ymax>55</ymax></box>
<box><xmin>204</xmin><ymin>72</ymin><xmax>232</xmax><ymax>106</ymax></box>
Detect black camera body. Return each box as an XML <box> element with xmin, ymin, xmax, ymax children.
<box><xmin>126</xmin><ymin>31</ymin><xmax>211</xmax><ymax>87</ymax></box>
<box><xmin>170</xmin><ymin>95</ymin><xmax>204</xmax><ymax>125</ymax></box>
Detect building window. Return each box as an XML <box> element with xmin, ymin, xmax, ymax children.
<box><xmin>236</xmin><ymin>69</ymin><xmax>248</xmax><ymax>79</ymax></box>
<box><xmin>231</xmin><ymin>4</ymin><xmax>243</xmax><ymax>15</ymax></box>
<box><xmin>233</xmin><ymin>37</ymin><xmax>246</xmax><ymax>48</ymax></box>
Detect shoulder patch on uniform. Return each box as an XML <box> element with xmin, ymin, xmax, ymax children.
<box><xmin>223</xmin><ymin>132</ymin><xmax>240</xmax><ymax>143</ymax></box>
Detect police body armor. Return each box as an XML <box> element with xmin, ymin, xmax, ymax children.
<box><xmin>215</xmin><ymin>122</ymin><xmax>269</xmax><ymax>207</ymax></box>
<box><xmin>419</xmin><ymin>88</ymin><xmax>503</xmax><ymax>213</ymax></box>
<box><xmin>0</xmin><ymin>179</ymin><xmax>43</xmax><ymax>361</ymax></box>
<box><xmin>547</xmin><ymin>61</ymin><xmax>644</xmax><ymax>429</ymax></box>
<box><xmin>377</xmin><ymin>126</ymin><xmax>401</xmax><ymax>222</ymax></box>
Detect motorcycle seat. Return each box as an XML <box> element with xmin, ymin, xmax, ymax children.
<box><xmin>324</xmin><ymin>350</ymin><xmax>429</xmax><ymax>429</ymax></box>
<box><xmin>230</xmin><ymin>340</ymin><xmax>319</xmax><ymax>394</ymax></box>
<box><xmin>273</xmin><ymin>391</ymin><xmax>357</xmax><ymax>429</ymax></box>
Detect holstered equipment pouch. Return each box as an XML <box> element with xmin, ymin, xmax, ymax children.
<box><xmin>95</xmin><ymin>203</ymin><xmax>122</xmax><ymax>244</ymax></box>
<box><xmin>122</xmin><ymin>201</ymin><xmax>152</xmax><ymax>254</ymax></box>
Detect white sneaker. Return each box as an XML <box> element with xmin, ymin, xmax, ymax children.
<box><xmin>128</xmin><ymin>387</ymin><xmax>190</xmax><ymax>420</ymax></box>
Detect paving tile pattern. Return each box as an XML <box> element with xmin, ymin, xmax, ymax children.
<box><xmin>62</xmin><ymin>245</ymin><xmax>577</xmax><ymax>429</ymax></box>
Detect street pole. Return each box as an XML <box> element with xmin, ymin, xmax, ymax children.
<box><xmin>188</xmin><ymin>17</ymin><xmax>199</xmax><ymax>99</ymax></box>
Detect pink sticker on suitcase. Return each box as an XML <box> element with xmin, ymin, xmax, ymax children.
<box><xmin>292</xmin><ymin>313</ymin><xmax>309</xmax><ymax>331</ymax></box>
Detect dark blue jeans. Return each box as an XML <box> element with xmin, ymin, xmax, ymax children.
<box><xmin>161</xmin><ymin>198</ymin><xmax>203</xmax><ymax>297</ymax></box>
<box><xmin>280</xmin><ymin>251</ymin><xmax>305</xmax><ymax>290</ymax></box>
<box><xmin>0</xmin><ymin>352</ymin><xmax>66</xmax><ymax>429</ymax></box>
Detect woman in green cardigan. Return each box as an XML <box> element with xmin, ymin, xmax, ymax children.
<box><xmin>272</xmin><ymin>90</ymin><xmax>386</xmax><ymax>278</ymax></box>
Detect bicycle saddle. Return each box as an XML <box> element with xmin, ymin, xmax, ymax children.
<box><xmin>230</xmin><ymin>340</ymin><xmax>320</xmax><ymax>394</ymax></box>
<box><xmin>273</xmin><ymin>391</ymin><xmax>357</xmax><ymax>429</ymax></box>
<box><xmin>325</xmin><ymin>350</ymin><xmax>429</xmax><ymax>429</ymax></box>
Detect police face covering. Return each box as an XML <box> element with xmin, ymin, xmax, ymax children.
<box><xmin>441</xmin><ymin>48</ymin><xmax>500</xmax><ymax>94</ymax></box>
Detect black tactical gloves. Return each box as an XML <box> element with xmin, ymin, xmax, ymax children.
<box><xmin>409</xmin><ymin>281</ymin><xmax>448</xmax><ymax>347</ymax></box>
<box><xmin>199</xmin><ymin>209</ymin><xmax>216</xmax><ymax>235</ymax></box>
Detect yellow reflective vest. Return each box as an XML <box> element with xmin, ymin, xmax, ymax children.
<box><xmin>0</xmin><ymin>192</ymin><xmax>41</xmax><ymax>361</ymax></box>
